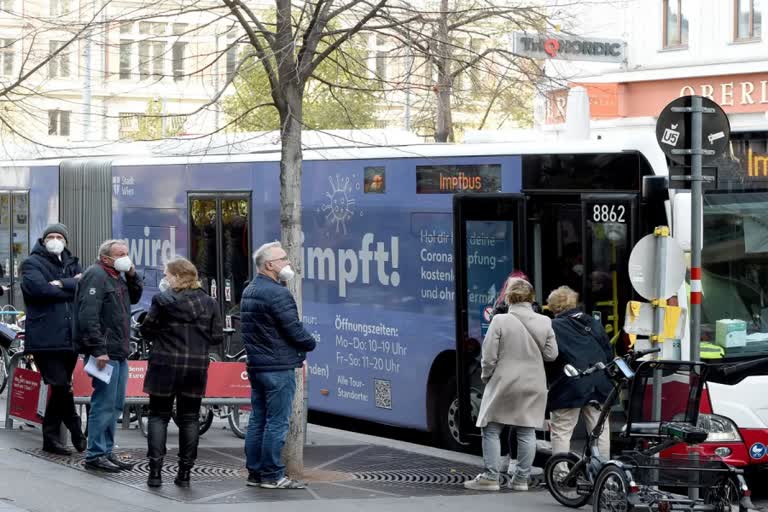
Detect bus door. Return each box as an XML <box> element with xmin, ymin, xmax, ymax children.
<box><xmin>453</xmin><ymin>193</ymin><xmax>524</xmax><ymax>443</ymax></box>
<box><xmin>0</xmin><ymin>191</ymin><xmax>29</xmax><ymax>311</ymax></box>
<box><xmin>580</xmin><ymin>194</ymin><xmax>637</xmax><ymax>345</ymax></box>
<box><xmin>188</xmin><ymin>193</ymin><xmax>251</xmax><ymax>336</ymax></box>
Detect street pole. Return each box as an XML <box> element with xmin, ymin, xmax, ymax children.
<box><xmin>689</xmin><ymin>95</ymin><xmax>703</xmax><ymax>363</ymax></box>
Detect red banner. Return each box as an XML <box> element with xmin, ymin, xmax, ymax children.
<box><xmin>72</xmin><ymin>359</ymin><xmax>250</xmax><ymax>399</ymax></box>
<box><xmin>8</xmin><ymin>368</ymin><xmax>49</xmax><ymax>425</ymax></box>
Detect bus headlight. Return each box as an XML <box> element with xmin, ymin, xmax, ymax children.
<box><xmin>698</xmin><ymin>414</ymin><xmax>741</xmax><ymax>442</ymax></box>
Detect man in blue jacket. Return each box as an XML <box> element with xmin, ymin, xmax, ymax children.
<box><xmin>20</xmin><ymin>223</ymin><xmax>85</xmax><ymax>455</ymax></box>
<box><xmin>241</xmin><ymin>241</ymin><xmax>316</xmax><ymax>489</ymax></box>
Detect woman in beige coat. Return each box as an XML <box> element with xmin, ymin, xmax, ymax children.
<box><xmin>465</xmin><ymin>278</ymin><xmax>558</xmax><ymax>492</ymax></box>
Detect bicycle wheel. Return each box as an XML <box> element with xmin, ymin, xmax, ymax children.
<box><xmin>0</xmin><ymin>346</ymin><xmax>9</xmax><ymax>394</ymax></box>
<box><xmin>545</xmin><ymin>452</ymin><xmax>591</xmax><ymax>508</ymax></box>
<box><xmin>704</xmin><ymin>476</ymin><xmax>748</xmax><ymax>512</ymax></box>
<box><xmin>592</xmin><ymin>465</ymin><xmax>632</xmax><ymax>512</ymax></box>
<box><xmin>228</xmin><ymin>405</ymin><xmax>251</xmax><ymax>439</ymax></box>
<box><xmin>171</xmin><ymin>405</ymin><xmax>214</xmax><ymax>436</ymax></box>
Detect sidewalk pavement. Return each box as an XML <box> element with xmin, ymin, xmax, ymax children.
<box><xmin>0</xmin><ymin>406</ymin><xmax>561</xmax><ymax>512</ymax></box>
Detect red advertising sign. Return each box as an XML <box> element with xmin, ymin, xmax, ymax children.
<box><xmin>72</xmin><ymin>359</ymin><xmax>249</xmax><ymax>399</ymax></box>
<box><xmin>8</xmin><ymin>368</ymin><xmax>48</xmax><ymax>425</ymax></box>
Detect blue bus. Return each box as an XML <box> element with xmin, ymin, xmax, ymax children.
<box><xmin>0</xmin><ymin>133</ymin><xmax>672</xmax><ymax>451</ymax></box>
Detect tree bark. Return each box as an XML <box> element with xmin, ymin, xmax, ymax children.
<box><xmin>279</xmin><ymin>80</ymin><xmax>306</xmax><ymax>478</ymax></box>
<box><xmin>434</xmin><ymin>0</ymin><xmax>454</xmax><ymax>143</ymax></box>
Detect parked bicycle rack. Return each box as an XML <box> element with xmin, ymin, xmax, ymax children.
<box><xmin>5</xmin><ymin>353</ymin><xmax>252</xmax><ymax>437</ymax></box>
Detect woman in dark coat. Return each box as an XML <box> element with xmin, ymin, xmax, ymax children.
<box><xmin>140</xmin><ymin>257</ymin><xmax>223</xmax><ymax>488</ymax></box>
<box><xmin>546</xmin><ymin>286</ymin><xmax>614</xmax><ymax>458</ymax></box>
<box><xmin>20</xmin><ymin>223</ymin><xmax>85</xmax><ymax>455</ymax></box>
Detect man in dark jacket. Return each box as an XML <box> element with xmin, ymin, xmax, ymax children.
<box><xmin>546</xmin><ymin>286</ymin><xmax>614</xmax><ymax>458</ymax></box>
<box><xmin>75</xmin><ymin>239</ymin><xmax>143</xmax><ymax>472</ymax></box>
<box><xmin>20</xmin><ymin>223</ymin><xmax>85</xmax><ymax>455</ymax></box>
<box><xmin>241</xmin><ymin>241</ymin><xmax>316</xmax><ymax>490</ymax></box>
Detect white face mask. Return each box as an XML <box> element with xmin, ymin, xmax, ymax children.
<box><xmin>158</xmin><ymin>277</ymin><xmax>170</xmax><ymax>292</ymax></box>
<box><xmin>278</xmin><ymin>265</ymin><xmax>296</xmax><ymax>282</ymax></box>
<box><xmin>113</xmin><ymin>256</ymin><xmax>133</xmax><ymax>273</ymax></box>
<box><xmin>45</xmin><ymin>239</ymin><xmax>65</xmax><ymax>255</ymax></box>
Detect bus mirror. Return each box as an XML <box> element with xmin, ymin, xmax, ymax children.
<box><xmin>672</xmin><ymin>193</ymin><xmax>692</xmax><ymax>251</ymax></box>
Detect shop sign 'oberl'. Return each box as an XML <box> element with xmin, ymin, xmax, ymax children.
<box><xmin>513</xmin><ymin>32</ymin><xmax>625</xmax><ymax>63</ymax></box>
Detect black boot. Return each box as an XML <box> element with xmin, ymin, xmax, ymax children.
<box><xmin>42</xmin><ymin>412</ymin><xmax>71</xmax><ymax>456</ymax></box>
<box><xmin>174</xmin><ymin>464</ymin><xmax>191</xmax><ymax>488</ymax></box>
<box><xmin>147</xmin><ymin>458</ymin><xmax>163</xmax><ymax>487</ymax></box>
<box><xmin>65</xmin><ymin>414</ymin><xmax>87</xmax><ymax>453</ymax></box>
<box><xmin>175</xmin><ymin>409</ymin><xmax>199</xmax><ymax>488</ymax></box>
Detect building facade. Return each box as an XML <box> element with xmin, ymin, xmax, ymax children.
<box><xmin>0</xmin><ymin>0</ymin><xmax>243</xmax><ymax>142</ymax></box>
<box><xmin>538</xmin><ymin>0</ymin><xmax>768</xmax><ymax>161</ymax></box>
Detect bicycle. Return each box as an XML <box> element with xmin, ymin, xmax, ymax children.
<box><xmin>545</xmin><ymin>347</ymin><xmax>661</xmax><ymax>508</ymax></box>
<box><xmin>0</xmin><ymin>309</ymin><xmax>28</xmax><ymax>394</ymax></box>
<box><xmin>207</xmin><ymin>315</ymin><xmax>251</xmax><ymax>439</ymax></box>
<box><xmin>546</xmin><ymin>349</ymin><xmax>755</xmax><ymax>512</ymax></box>
<box><xmin>129</xmin><ymin>308</ymin><xmax>215</xmax><ymax>438</ymax></box>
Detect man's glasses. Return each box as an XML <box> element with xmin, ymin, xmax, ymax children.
<box><xmin>268</xmin><ymin>256</ymin><xmax>289</xmax><ymax>263</ymax></box>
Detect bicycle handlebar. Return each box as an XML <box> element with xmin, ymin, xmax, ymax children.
<box><xmin>574</xmin><ymin>347</ymin><xmax>662</xmax><ymax>378</ymax></box>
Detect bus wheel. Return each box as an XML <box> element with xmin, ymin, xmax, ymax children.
<box><xmin>436</xmin><ymin>376</ymin><xmax>478</xmax><ymax>453</ymax></box>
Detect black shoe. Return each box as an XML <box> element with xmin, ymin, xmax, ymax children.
<box><xmin>72</xmin><ymin>437</ymin><xmax>87</xmax><ymax>453</ymax></box>
<box><xmin>84</xmin><ymin>456</ymin><xmax>122</xmax><ymax>473</ymax></box>
<box><xmin>147</xmin><ymin>459</ymin><xmax>163</xmax><ymax>488</ymax></box>
<box><xmin>246</xmin><ymin>472</ymin><xmax>261</xmax><ymax>487</ymax></box>
<box><xmin>107</xmin><ymin>453</ymin><xmax>135</xmax><ymax>470</ymax></box>
<box><xmin>174</xmin><ymin>465</ymin><xmax>191</xmax><ymax>488</ymax></box>
<box><xmin>42</xmin><ymin>441</ymin><xmax>72</xmax><ymax>456</ymax></box>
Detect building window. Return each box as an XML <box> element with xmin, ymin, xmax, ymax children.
<box><xmin>663</xmin><ymin>0</ymin><xmax>689</xmax><ymax>48</ymax></box>
<box><xmin>172</xmin><ymin>42</ymin><xmax>185</xmax><ymax>81</ymax></box>
<box><xmin>48</xmin><ymin>110</ymin><xmax>70</xmax><ymax>136</ymax></box>
<box><xmin>139</xmin><ymin>40</ymin><xmax>165</xmax><ymax>79</ymax></box>
<box><xmin>226</xmin><ymin>39</ymin><xmax>238</xmax><ymax>80</ymax></box>
<box><xmin>0</xmin><ymin>39</ymin><xmax>13</xmax><ymax>76</ymax></box>
<box><xmin>48</xmin><ymin>40</ymin><xmax>70</xmax><ymax>78</ymax></box>
<box><xmin>0</xmin><ymin>0</ymin><xmax>13</xmax><ymax>12</ymax></box>
<box><xmin>119</xmin><ymin>40</ymin><xmax>132</xmax><ymax>79</ymax></box>
<box><xmin>49</xmin><ymin>0</ymin><xmax>70</xmax><ymax>16</ymax></box>
<box><xmin>375</xmin><ymin>51</ymin><xmax>387</xmax><ymax>79</ymax></box>
<box><xmin>119</xmin><ymin>112</ymin><xmax>140</xmax><ymax>138</ymax></box>
<box><xmin>735</xmin><ymin>0</ymin><xmax>761</xmax><ymax>41</ymax></box>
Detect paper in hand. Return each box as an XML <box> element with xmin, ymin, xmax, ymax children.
<box><xmin>84</xmin><ymin>356</ymin><xmax>113</xmax><ymax>384</ymax></box>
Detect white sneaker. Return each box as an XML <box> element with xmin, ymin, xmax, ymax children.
<box><xmin>463</xmin><ymin>474</ymin><xmax>500</xmax><ymax>491</ymax></box>
<box><xmin>509</xmin><ymin>478</ymin><xmax>528</xmax><ymax>491</ymax></box>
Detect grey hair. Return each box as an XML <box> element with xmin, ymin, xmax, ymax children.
<box><xmin>547</xmin><ymin>286</ymin><xmax>580</xmax><ymax>315</ymax></box>
<box><xmin>98</xmin><ymin>239</ymin><xmax>127</xmax><ymax>259</ymax></box>
<box><xmin>253</xmin><ymin>241</ymin><xmax>281</xmax><ymax>270</ymax></box>
<box><xmin>505</xmin><ymin>277</ymin><xmax>535</xmax><ymax>305</ymax></box>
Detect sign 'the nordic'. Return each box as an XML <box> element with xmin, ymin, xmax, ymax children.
<box><xmin>513</xmin><ymin>32</ymin><xmax>626</xmax><ymax>63</ymax></box>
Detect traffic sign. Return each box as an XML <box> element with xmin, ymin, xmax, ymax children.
<box><xmin>656</xmin><ymin>96</ymin><xmax>730</xmax><ymax>166</ymax></box>
<box><xmin>628</xmin><ymin>233</ymin><xmax>686</xmax><ymax>301</ymax></box>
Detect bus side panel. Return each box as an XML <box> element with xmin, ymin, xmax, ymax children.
<box><xmin>299</xmin><ymin>156</ymin><xmax>521</xmax><ymax>430</ymax></box>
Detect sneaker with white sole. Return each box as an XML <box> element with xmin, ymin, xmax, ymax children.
<box><xmin>509</xmin><ymin>478</ymin><xmax>528</xmax><ymax>491</ymax></box>
<box><xmin>260</xmin><ymin>477</ymin><xmax>306</xmax><ymax>489</ymax></box>
<box><xmin>463</xmin><ymin>474</ymin><xmax>500</xmax><ymax>491</ymax></box>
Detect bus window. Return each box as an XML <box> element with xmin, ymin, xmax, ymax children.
<box><xmin>581</xmin><ymin>195</ymin><xmax>636</xmax><ymax>344</ymax></box>
<box><xmin>703</xmin><ymin>191</ymin><xmax>768</xmax><ymax>359</ymax></box>
<box><xmin>188</xmin><ymin>193</ymin><xmax>251</xmax><ymax>322</ymax></box>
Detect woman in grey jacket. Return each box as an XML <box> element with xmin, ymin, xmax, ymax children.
<box><xmin>465</xmin><ymin>278</ymin><xmax>558</xmax><ymax>492</ymax></box>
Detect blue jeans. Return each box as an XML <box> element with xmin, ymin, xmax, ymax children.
<box><xmin>86</xmin><ymin>359</ymin><xmax>128</xmax><ymax>461</ymax></box>
<box><xmin>244</xmin><ymin>370</ymin><xmax>296</xmax><ymax>481</ymax></box>
<box><xmin>481</xmin><ymin>422</ymin><xmax>536</xmax><ymax>482</ymax></box>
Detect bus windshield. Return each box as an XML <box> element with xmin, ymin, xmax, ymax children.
<box><xmin>703</xmin><ymin>191</ymin><xmax>768</xmax><ymax>358</ymax></box>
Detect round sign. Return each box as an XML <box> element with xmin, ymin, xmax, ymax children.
<box><xmin>628</xmin><ymin>234</ymin><xmax>686</xmax><ymax>301</ymax></box>
<box><xmin>750</xmin><ymin>442</ymin><xmax>767</xmax><ymax>460</ymax></box>
<box><xmin>655</xmin><ymin>95</ymin><xmax>730</xmax><ymax>165</ymax></box>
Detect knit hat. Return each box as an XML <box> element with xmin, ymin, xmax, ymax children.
<box><xmin>42</xmin><ymin>223</ymin><xmax>69</xmax><ymax>243</ymax></box>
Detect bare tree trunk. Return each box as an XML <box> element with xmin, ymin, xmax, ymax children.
<box><xmin>434</xmin><ymin>0</ymin><xmax>454</xmax><ymax>143</ymax></box>
<box><xmin>279</xmin><ymin>81</ymin><xmax>306</xmax><ymax>478</ymax></box>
